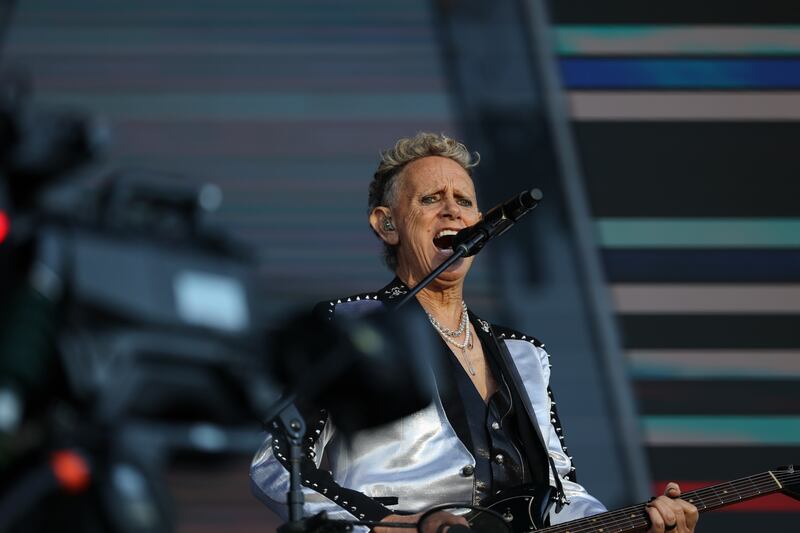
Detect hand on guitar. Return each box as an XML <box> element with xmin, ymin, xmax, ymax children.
<box><xmin>646</xmin><ymin>482</ymin><xmax>699</xmax><ymax>533</ymax></box>
<box><xmin>374</xmin><ymin>510</ymin><xmax>470</xmax><ymax>532</ymax></box>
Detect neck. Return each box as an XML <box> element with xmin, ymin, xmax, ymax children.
<box><xmin>414</xmin><ymin>283</ymin><xmax>465</xmax><ymax>328</ymax></box>
<box><xmin>395</xmin><ymin>265</ymin><xmax>467</xmax><ymax>326</ymax></box>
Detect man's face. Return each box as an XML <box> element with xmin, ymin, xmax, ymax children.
<box><xmin>387</xmin><ymin>156</ymin><xmax>481</xmax><ymax>286</ymax></box>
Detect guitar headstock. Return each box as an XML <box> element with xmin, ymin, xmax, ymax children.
<box><xmin>774</xmin><ymin>465</ymin><xmax>800</xmax><ymax>502</ymax></box>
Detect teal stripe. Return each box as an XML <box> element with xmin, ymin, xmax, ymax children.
<box><xmin>597</xmin><ymin>219</ymin><xmax>800</xmax><ymax>248</ymax></box>
<box><xmin>630</xmin><ymin>361</ymin><xmax>800</xmax><ymax>380</ymax></box>
<box><xmin>556</xmin><ymin>25</ymin><xmax>800</xmax><ymax>55</ymax></box>
<box><xmin>643</xmin><ymin>416</ymin><xmax>800</xmax><ymax>445</ymax></box>
<box><xmin>35</xmin><ymin>92</ymin><xmax>450</xmax><ymax>120</ymax></box>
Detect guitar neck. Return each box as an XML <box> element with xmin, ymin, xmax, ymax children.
<box><xmin>541</xmin><ymin>471</ymin><xmax>787</xmax><ymax>533</ymax></box>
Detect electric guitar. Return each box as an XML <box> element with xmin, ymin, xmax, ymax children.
<box><xmin>466</xmin><ymin>465</ymin><xmax>800</xmax><ymax>532</ymax></box>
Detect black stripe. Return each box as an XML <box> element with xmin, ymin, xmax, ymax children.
<box><xmin>602</xmin><ymin>249</ymin><xmax>800</xmax><ymax>283</ymax></box>
<box><xmin>550</xmin><ymin>1</ymin><xmax>800</xmax><ymax>24</ymax></box>
<box><xmin>635</xmin><ymin>380</ymin><xmax>800</xmax><ymax>415</ymax></box>
<box><xmin>573</xmin><ymin>122</ymin><xmax>800</xmax><ymax>217</ymax></box>
<box><xmin>619</xmin><ymin>315</ymin><xmax>800</xmax><ymax>349</ymax></box>
<box><xmin>685</xmin><ymin>513</ymin><xmax>800</xmax><ymax>530</ymax></box>
<box><xmin>648</xmin><ymin>446</ymin><xmax>800</xmax><ymax>480</ymax></box>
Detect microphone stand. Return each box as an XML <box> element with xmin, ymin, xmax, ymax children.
<box><xmin>273</xmin><ymin>402</ymin><xmax>308</xmax><ymax>529</ymax></box>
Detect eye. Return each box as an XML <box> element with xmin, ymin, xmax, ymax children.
<box><xmin>457</xmin><ymin>198</ymin><xmax>474</xmax><ymax>207</ymax></box>
<box><xmin>420</xmin><ymin>195</ymin><xmax>438</xmax><ymax>205</ymax></box>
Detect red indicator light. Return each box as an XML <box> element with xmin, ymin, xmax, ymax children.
<box><xmin>0</xmin><ymin>211</ymin><xmax>8</xmax><ymax>243</ymax></box>
<box><xmin>51</xmin><ymin>450</ymin><xmax>91</xmax><ymax>493</ymax></box>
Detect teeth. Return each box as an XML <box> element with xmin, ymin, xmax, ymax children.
<box><xmin>435</xmin><ymin>229</ymin><xmax>458</xmax><ymax>238</ymax></box>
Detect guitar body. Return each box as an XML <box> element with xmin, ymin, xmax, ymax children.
<box><xmin>466</xmin><ymin>485</ymin><xmax>554</xmax><ymax>532</ymax></box>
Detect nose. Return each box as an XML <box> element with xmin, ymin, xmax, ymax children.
<box><xmin>440</xmin><ymin>195</ymin><xmax>462</xmax><ymax>219</ymax></box>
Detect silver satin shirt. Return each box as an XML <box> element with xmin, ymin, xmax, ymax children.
<box><xmin>250</xmin><ymin>320</ymin><xmax>606</xmax><ymax>529</ymax></box>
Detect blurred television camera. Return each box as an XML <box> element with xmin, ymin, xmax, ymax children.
<box><xmin>0</xmin><ymin>71</ymin><xmax>436</xmax><ymax>533</ymax></box>
<box><xmin>0</xmin><ymin>69</ymin><xmax>277</xmax><ymax>532</ymax></box>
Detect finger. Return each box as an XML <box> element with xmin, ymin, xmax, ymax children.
<box><xmin>648</xmin><ymin>496</ymin><xmax>679</xmax><ymax>531</ymax></box>
<box><xmin>676</xmin><ymin>498</ymin><xmax>699</xmax><ymax>531</ymax></box>
<box><xmin>662</xmin><ymin>496</ymin><xmax>690</xmax><ymax>532</ymax></box>
<box><xmin>664</xmin><ymin>482</ymin><xmax>681</xmax><ymax>498</ymax></box>
<box><xmin>645</xmin><ymin>503</ymin><xmax>665</xmax><ymax>533</ymax></box>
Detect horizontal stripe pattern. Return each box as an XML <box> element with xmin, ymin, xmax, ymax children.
<box><xmin>575</xmin><ymin>122</ymin><xmax>800</xmax><ymax>217</ymax></box>
<box><xmin>556</xmin><ymin>26</ymin><xmax>800</xmax><ymax>56</ymax></box>
<box><xmin>36</xmin><ymin>92</ymin><xmax>450</xmax><ymax>120</ymax></box>
<box><xmin>560</xmin><ymin>58</ymin><xmax>800</xmax><ymax>89</ymax></box>
<box><xmin>642</xmin><ymin>416</ymin><xmax>800</xmax><ymax>446</ymax></box>
<box><xmin>628</xmin><ymin>350</ymin><xmax>800</xmax><ymax>380</ymax></box>
<box><xmin>611</xmin><ymin>284</ymin><xmax>800</xmax><ymax>313</ymax></box>
<box><xmin>602</xmin><ymin>250</ymin><xmax>800</xmax><ymax>283</ymax></box>
<box><xmin>550</xmin><ymin>2</ymin><xmax>800</xmax><ymax>24</ymax></box>
<box><xmin>635</xmin><ymin>380</ymin><xmax>800</xmax><ymax>415</ymax></box>
<box><xmin>648</xmin><ymin>446</ymin><xmax>800</xmax><ymax>480</ymax></box>
<box><xmin>619</xmin><ymin>315</ymin><xmax>800</xmax><ymax>349</ymax></box>
<box><xmin>569</xmin><ymin>91</ymin><xmax>800</xmax><ymax>120</ymax></box>
<box><xmin>597</xmin><ymin>219</ymin><xmax>800</xmax><ymax>248</ymax></box>
<box><xmin>555</xmin><ymin>12</ymin><xmax>800</xmax><ymax>523</ymax></box>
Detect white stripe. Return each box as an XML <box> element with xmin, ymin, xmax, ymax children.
<box><xmin>569</xmin><ymin>92</ymin><xmax>800</xmax><ymax>121</ymax></box>
<box><xmin>612</xmin><ymin>284</ymin><xmax>800</xmax><ymax>313</ymax></box>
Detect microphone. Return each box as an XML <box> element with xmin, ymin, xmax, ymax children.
<box><xmin>451</xmin><ymin>188</ymin><xmax>542</xmax><ymax>257</ymax></box>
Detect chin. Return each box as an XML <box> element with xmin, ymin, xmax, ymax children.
<box><xmin>434</xmin><ymin>258</ymin><xmax>472</xmax><ymax>283</ymax></box>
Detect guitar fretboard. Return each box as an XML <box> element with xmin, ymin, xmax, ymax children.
<box><xmin>542</xmin><ymin>469</ymin><xmax>798</xmax><ymax>533</ymax></box>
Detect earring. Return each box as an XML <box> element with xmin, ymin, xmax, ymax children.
<box><xmin>383</xmin><ymin>218</ymin><xmax>395</xmax><ymax>231</ymax></box>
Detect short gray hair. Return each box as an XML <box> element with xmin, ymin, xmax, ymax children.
<box><xmin>368</xmin><ymin>132</ymin><xmax>479</xmax><ymax>271</ymax></box>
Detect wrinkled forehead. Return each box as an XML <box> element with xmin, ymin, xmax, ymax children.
<box><xmin>396</xmin><ymin>156</ymin><xmax>476</xmax><ymax>196</ymax></box>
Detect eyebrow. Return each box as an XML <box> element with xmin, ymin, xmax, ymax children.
<box><xmin>420</xmin><ymin>186</ymin><xmax>475</xmax><ymax>198</ymax></box>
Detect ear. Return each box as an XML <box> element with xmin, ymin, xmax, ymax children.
<box><xmin>369</xmin><ymin>206</ymin><xmax>399</xmax><ymax>245</ymax></box>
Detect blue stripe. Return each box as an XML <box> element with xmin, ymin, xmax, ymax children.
<box><xmin>560</xmin><ymin>58</ymin><xmax>800</xmax><ymax>88</ymax></box>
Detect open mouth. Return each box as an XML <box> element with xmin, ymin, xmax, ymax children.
<box><xmin>433</xmin><ymin>229</ymin><xmax>458</xmax><ymax>251</ymax></box>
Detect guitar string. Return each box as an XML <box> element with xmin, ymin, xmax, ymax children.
<box><xmin>541</xmin><ymin>472</ymin><xmax>800</xmax><ymax>533</ymax></box>
<box><xmin>540</xmin><ymin>471</ymin><xmax>799</xmax><ymax>533</ymax></box>
<box><xmin>475</xmin><ymin>471</ymin><xmax>800</xmax><ymax>533</ymax></box>
<box><xmin>545</xmin><ymin>474</ymin><xmax>795</xmax><ymax>533</ymax></box>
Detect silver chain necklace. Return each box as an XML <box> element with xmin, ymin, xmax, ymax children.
<box><xmin>426</xmin><ymin>301</ymin><xmax>477</xmax><ymax>375</ymax></box>
<box><xmin>427</xmin><ymin>301</ymin><xmax>468</xmax><ymax>337</ymax></box>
